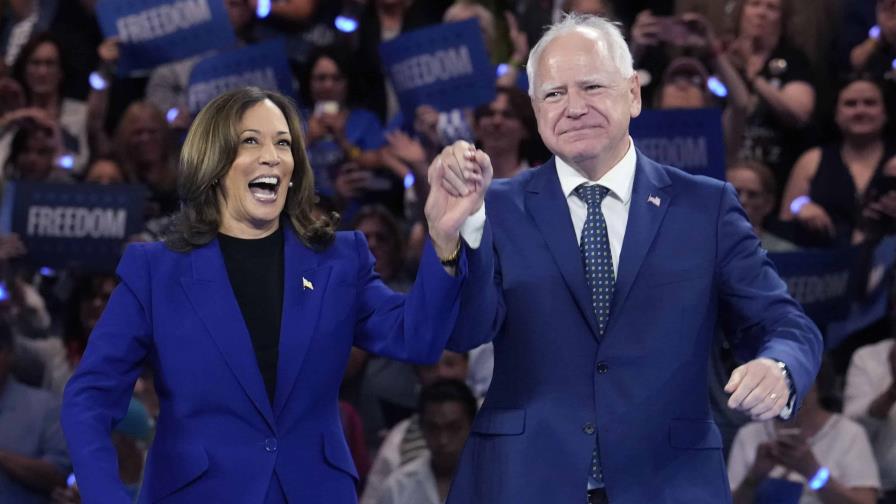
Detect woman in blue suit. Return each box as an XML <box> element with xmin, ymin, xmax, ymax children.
<box><xmin>60</xmin><ymin>87</ymin><xmax>485</xmax><ymax>503</ymax></box>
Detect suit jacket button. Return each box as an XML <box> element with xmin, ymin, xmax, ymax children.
<box><xmin>583</xmin><ymin>423</ymin><xmax>595</xmax><ymax>435</ymax></box>
<box><xmin>596</xmin><ymin>362</ymin><xmax>609</xmax><ymax>374</ymax></box>
<box><xmin>265</xmin><ymin>438</ymin><xmax>278</xmax><ymax>452</ymax></box>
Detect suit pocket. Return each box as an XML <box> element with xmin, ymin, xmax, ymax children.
<box><xmin>669</xmin><ymin>419</ymin><xmax>722</xmax><ymax>450</ymax></box>
<box><xmin>322</xmin><ymin>430</ymin><xmax>359</xmax><ymax>481</ymax></box>
<box><xmin>144</xmin><ymin>443</ymin><xmax>209</xmax><ymax>502</ymax></box>
<box><xmin>471</xmin><ymin>408</ymin><xmax>526</xmax><ymax>435</ymax></box>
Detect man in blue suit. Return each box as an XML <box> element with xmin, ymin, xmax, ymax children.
<box><xmin>433</xmin><ymin>13</ymin><xmax>823</xmax><ymax>504</ymax></box>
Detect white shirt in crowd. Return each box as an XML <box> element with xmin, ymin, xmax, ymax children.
<box><xmin>375</xmin><ymin>452</ymin><xmax>442</xmax><ymax>504</ymax></box>
<box><xmin>844</xmin><ymin>338</ymin><xmax>896</xmax><ymax>490</ymax></box>
<box><xmin>727</xmin><ymin>415</ymin><xmax>880</xmax><ymax>503</ymax></box>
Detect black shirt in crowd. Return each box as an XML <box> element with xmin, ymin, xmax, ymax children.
<box><xmin>219</xmin><ymin>227</ymin><xmax>285</xmax><ymax>404</ymax></box>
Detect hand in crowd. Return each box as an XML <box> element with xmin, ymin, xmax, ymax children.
<box><xmin>771</xmin><ymin>428</ymin><xmax>820</xmax><ymax>478</ymax></box>
<box><xmin>424</xmin><ymin>141</ymin><xmax>492</xmax><ymax>255</ymax></box>
<box><xmin>413</xmin><ymin>105</ymin><xmax>441</xmax><ymax>148</ymax></box>
<box><xmin>334</xmin><ymin>162</ymin><xmax>372</xmax><ymax>201</ymax></box>
<box><xmin>678</xmin><ymin>13</ymin><xmax>717</xmax><ymax>55</ymax></box>
<box><xmin>863</xmin><ymin>190</ymin><xmax>896</xmax><ymax>223</ymax></box>
<box><xmin>385</xmin><ymin>130</ymin><xmax>427</xmax><ymax>168</ymax></box>
<box><xmin>0</xmin><ymin>233</ymin><xmax>26</xmax><ymax>261</ymax></box>
<box><xmin>795</xmin><ymin>201</ymin><xmax>836</xmax><ymax>237</ymax></box>
<box><xmin>97</xmin><ymin>37</ymin><xmax>120</xmax><ymax>68</ymax></box>
<box><xmin>631</xmin><ymin>10</ymin><xmax>662</xmax><ymax>55</ymax></box>
<box><xmin>504</xmin><ymin>11</ymin><xmax>528</xmax><ymax>65</ymax></box>
<box><xmin>318</xmin><ymin>110</ymin><xmax>347</xmax><ymax>139</ymax></box>
<box><xmin>0</xmin><ymin>77</ymin><xmax>25</xmax><ymax>117</ymax></box>
<box><xmin>725</xmin><ymin>357</ymin><xmax>791</xmax><ymax>420</ymax></box>
<box><xmin>746</xmin><ymin>441</ymin><xmax>778</xmax><ymax>483</ymax></box>
<box><xmin>50</xmin><ymin>485</ymin><xmax>81</xmax><ymax>504</ymax></box>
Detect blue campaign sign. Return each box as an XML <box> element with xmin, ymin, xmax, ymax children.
<box><xmin>96</xmin><ymin>0</ymin><xmax>236</xmax><ymax>75</ymax></box>
<box><xmin>380</xmin><ymin>19</ymin><xmax>496</xmax><ymax>117</ymax></box>
<box><xmin>827</xmin><ymin>237</ymin><xmax>896</xmax><ymax>348</ymax></box>
<box><xmin>631</xmin><ymin>108</ymin><xmax>726</xmax><ymax>180</ymax></box>
<box><xmin>0</xmin><ymin>182</ymin><xmax>147</xmax><ymax>272</ymax></box>
<box><xmin>187</xmin><ymin>39</ymin><xmax>295</xmax><ymax>116</ymax></box>
<box><xmin>768</xmin><ymin>247</ymin><xmax>858</xmax><ymax>330</ymax></box>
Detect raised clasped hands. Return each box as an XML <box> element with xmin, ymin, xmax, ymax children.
<box><xmin>424</xmin><ymin>140</ymin><xmax>493</xmax><ymax>256</ymax></box>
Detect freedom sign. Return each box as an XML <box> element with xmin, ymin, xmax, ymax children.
<box><xmin>187</xmin><ymin>39</ymin><xmax>295</xmax><ymax>116</ymax></box>
<box><xmin>380</xmin><ymin>19</ymin><xmax>495</xmax><ymax>117</ymax></box>
<box><xmin>96</xmin><ymin>0</ymin><xmax>236</xmax><ymax>75</ymax></box>
<box><xmin>0</xmin><ymin>182</ymin><xmax>147</xmax><ymax>272</ymax></box>
<box><xmin>631</xmin><ymin>108</ymin><xmax>727</xmax><ymax>180</ymax></box>
<box><xmin>768</xmin><ymin>246</ymin><xmax>857</xmax><ymax>331</ymax></box>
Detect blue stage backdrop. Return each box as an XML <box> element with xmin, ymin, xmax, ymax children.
<box><xmin>97</xmin><ymin>0</ymin><xmax>236</xmax><ymax>75</ymax></box>
<box><xmin>380</xmin><ymin>19</ymin><xmax>496</xmax><ymax>118</ymax></box>
<box><xmin>187</xmin><ymin>39</ymin><xmax>295</xmax><ymax>116</ymax></box>
<box><xmin>1</xmin><ymin>182</ymin><xmax>147</xmax><ymax>272</ymax></box>
<box><xmin>630</xmin><ymin>108</ymin><xmax>726</xmax><ymax>180</ymax></box>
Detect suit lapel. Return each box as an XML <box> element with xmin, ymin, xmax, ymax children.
<box><xmin>526</xmin><ymin>159</ymin><xmax>600</xmax><ymax>339</ymax></box>
<box><xmin>272</xmin><ymin>230</ymin><xmax>327</xmax><ymax>417</ymax></box>
<box><xmin>180</xmin><ymin>239</ymin><xmax>275</xmax><ymax>429</ymax></box>
<box><xmin>607</xmin><ymin>152</ymin><xmax>672</xmax><ymax>334</ymax></box>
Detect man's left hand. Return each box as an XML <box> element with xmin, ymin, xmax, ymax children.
<box><xmin>725</xmin><ymin>358</ymin><xmax>790</xmax><ymax>420</ymax></box>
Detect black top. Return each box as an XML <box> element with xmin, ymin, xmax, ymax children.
<box><xmin>736</xmin><ymin>41</ymin><xmax>815</xmax><ymax>189</ymax></box>
<box><xmin>801</xmin><ymin>143</ymin><xmax>896</xmax><ymax>247</ymax></box>
<box><xmin>219</xmin><ymin>227</ymin><xmax>284</xmax><ymax>404</ymax></box>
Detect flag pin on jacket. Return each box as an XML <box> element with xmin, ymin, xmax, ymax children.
<box><xmin>302</xmin><ymin>277</ymin><xmax>313</xmax><ymax>290</ymax></box>
<box><xmin>647</xmin><ymin>194</ymin><xmax>661</xmax><ymax>207</ymax></box>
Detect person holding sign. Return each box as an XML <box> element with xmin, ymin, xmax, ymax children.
<box><xmin>61</xmin><ymin>86</ymin><xmax>482</xmax><ymax>503</ymax></box>
<box><xmin>428</xmin><ymin>14</ymin><xmax>822</xmax><ymax>504</ymax></box>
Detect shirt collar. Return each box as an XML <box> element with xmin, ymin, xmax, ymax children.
<box><xmin>556</xmin><ymin>136</ymin><xmax>636</xmax><ymax>204</ymax></box>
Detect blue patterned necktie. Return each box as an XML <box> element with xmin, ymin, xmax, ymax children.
<box><xmin>574</xmin><ymin>183</ymin><xmax>614</xmax><ymax>490</ymax></box>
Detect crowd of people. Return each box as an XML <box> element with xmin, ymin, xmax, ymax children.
<box><xmin>0</xmin><ymin>0</ymin><xmax>895</xmax><ymax>502</ymax></box>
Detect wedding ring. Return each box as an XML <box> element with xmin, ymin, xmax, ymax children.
<box><xmin>769</xmin><ymin>393</ymin><xmax>777</xmax><ymax>401</ymax></box>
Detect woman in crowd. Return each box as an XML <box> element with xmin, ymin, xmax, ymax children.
<box><xmin>780</xmin><ymin>76</ymin><xmax>896</xmax><ymax>247</ymax></box>
<box><xmin>3</xmin><ymin>32</ymin><xmax>88</xmax><ymax>172</ymax></box>
<box><xmin>61</xmin><ymin>86</ymin><xmax>482</xmax><ymax>503</ymax></box>
<box><xmin>301</xmin><ymin>46</ymin><xmax>386</xmax><ymax>200</ymax></box>
<box><xmin>724</xmin><ymin>0</ymin><xmax>816</xmax><ymax>187</ymax></box>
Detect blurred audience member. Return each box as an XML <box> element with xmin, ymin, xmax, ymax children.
<box><xmin>301</xmin><ymin>46</ymin><xmax>385</xmax><ymax>199</ymax></box>
<box><xmin>3</xmin><ymin>122</ymin><xmax>72</xmax><ymax>182</ymax></box>
<box><xmin>473</xmin><ymin>85</ymin><xmax>546</xmax><ymax>179</ymax></box>
<box><xmin>724</xmin><ymin>0</ymin><xmax>816</xmax><ymax>186</ymax></box>
<box><xmin>780</xmin><ymin>76</ymin><xmax>896</xmax><ymax>247</ymax></box>
<box><xmin>1</xmin><ymin>0</ymin><xmax>58</xmax><ymax>67</ymax></box>
<box><xmin>654</xmin><ymin>56</ymin><xmax>712</xmax><ymax>109</ymax></box>
<box><xmin>361</xmin><ymin>351</ymin><xmax>469</xmax><ymax>504</ymax></box>
<box><xmin>728</xmin><ymin>360</ymin><xmax>879</xmax><ymax>504</ymax></box>
<box><xmin>727</xmin><ymin>160</ymin><xmax>797</xmax><ymax>251</ymax></box>
<box><xmin>845</xmin><ymin>336</ymin><xmax>896</xmax><ymax>502</ymax></box>
<box><xmin>375</xmin><ymin>379</ymin><xmax>476</xmax><ymax>504</ymax></box>
<box><xmin>4</xmin><ymin>33</ymin><xmax>88</xmax><ymax>172</ymax></box>
<box><xmin>112</xmin><ymin>101</ymin><xmax>179</xmax><ymax>220</ymax></box>
<box><xmin>82</xmin><ymin>156</ymin><xmax>132</xmax><ymax>185</ymax></box>
<box><xmin>0</xmin><ymin>322</ymin><xmax>70</xmax><ymax>503</ymax></box>
<box><xmin>42</xmin><ymin>274</ymin><xmax>117</xmax><ymax>394</ymax></box>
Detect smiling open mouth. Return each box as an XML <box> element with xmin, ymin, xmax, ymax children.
<box><xmin>248</xmin><ymin>175</ymin><xmax>280</xmax><ymax>202</ymax></box>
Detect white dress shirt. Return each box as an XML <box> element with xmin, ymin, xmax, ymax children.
<box><xmin>460</xmin><ymin>137</ymin><xmax>637</xmax><ymax>278</ymax></box>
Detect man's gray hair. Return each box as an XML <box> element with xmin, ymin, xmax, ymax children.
<box><xmin>526</xmin><ymin>13</ymin><xmax>634</xmax><ymax>96</ymax></box>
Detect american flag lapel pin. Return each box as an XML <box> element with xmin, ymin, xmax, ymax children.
<box><xmin>647</xmin><ymin>194</ymin><xmax>661</xmax><ymax>207</ymax></box>
<box><xmin>302</xmin><ymin>277</ymin><xmax>314</xmax><ymax>290</ymax></box>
